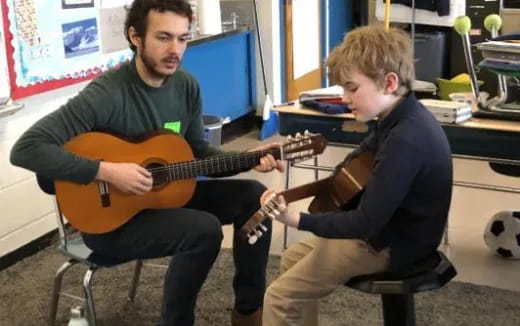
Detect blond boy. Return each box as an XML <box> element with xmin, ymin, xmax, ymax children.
<box><xmin>262</xmin><ymin>25</ymin><xmax>453</xmax><ymax>325</ymax></box>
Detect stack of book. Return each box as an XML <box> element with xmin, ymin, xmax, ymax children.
<box><xmin>298</xmin><ymin>85</ymin><xmax>348</xmax><ymax>114</ymax></box>
<box><xmin>477</xmin><ymin>40</ymin><xmax>520</xmax><ymax>64</ymax></box>
<box><xmin>476</xmin><ymin>40</ymin><xmax>520</xmax><ymax>76</ymax></box>
<box><xmin>299</xmin><ymin>85</ymin><xmax>343</xmax><ymax>103</ymax></box>
<box><xmin>420</xmin><ymin>99</ymin><xmax>472</xmax><ymax>124</ymax></box>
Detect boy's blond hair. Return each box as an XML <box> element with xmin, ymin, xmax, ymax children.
<box><xmin>326</xmin><ymin>25</ymin><xmax>415</xmax><ymax>96</ymax></box>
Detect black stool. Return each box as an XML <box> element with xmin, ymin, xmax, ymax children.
<box><xmin>489</xmin><ymin>162</ymin><xmax>520</xmax><ymax>177</ymax></box>
<box><xmin>345</xmin><ymin>251</ymin><xmax>457</xmax><ymax>326</ymax></box>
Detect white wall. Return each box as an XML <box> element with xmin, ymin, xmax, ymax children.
<box><xmin>0</xmin><ymin>82</ymin><xmax>89</xmax><ymax>257</ymax></box>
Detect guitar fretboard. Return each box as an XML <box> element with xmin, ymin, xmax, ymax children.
<box><xmin>152</xmin><ymin>149</ymin><xmax>281</xmax><ymax>184</ymax></box>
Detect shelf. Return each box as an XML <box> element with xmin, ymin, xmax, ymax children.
<box><xmin>0</xmin><ymin>102</ymin><xmax>24</xmax><ymax>119</ymax></box>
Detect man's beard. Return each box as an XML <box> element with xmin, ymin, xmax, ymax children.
<box><xmin>139</xmin><ymin>48</ymin><xmax>179</xmax><ymax>80</ymax></box>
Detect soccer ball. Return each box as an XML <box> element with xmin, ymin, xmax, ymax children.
<box><xmin>483</xmin><ymin>211</ymin><xmax>520</xmax><ymax>259</ymax></box>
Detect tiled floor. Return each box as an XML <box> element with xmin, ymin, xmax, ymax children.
<box><xmin>220</xmin><ymin>130</ymin><xmax>520</xmax><ymax>292</ymax></box>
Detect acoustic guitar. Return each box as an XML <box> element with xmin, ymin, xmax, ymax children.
<box><xmin>49</xmin><ymin>131</ymin><xmax>327</xmax><ymax>234</ymax></box>
<box><xmin>240</xmin><ymin>151</ymin><xmax>374</xmax><ymax>244</ymax></box>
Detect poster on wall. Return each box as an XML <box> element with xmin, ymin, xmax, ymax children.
<box><xmin>62</xmin><ymin>17</ymin><xmax>100</xmax><ymax>58</ymax></box>
<box><xmin>0</xmin><ymin>0</ymin><xmax>133</xmax><ymax>99</ymax></box>
<box><xmin>99</xmin><ymin>6</ymin><xmax>128</xmax><ymax>54</ymax></box>
<box><xmin>62</xmin><ymin>0</ymin><xmax>95</xmax><ymax>10</ymax></box>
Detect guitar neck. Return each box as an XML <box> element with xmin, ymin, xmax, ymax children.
<box><xmin>154</xmin><ymin>148</ymin><xmax>281</xmax><ymax>182</ymax></box>
<box><xmin>278</xmin><ymin>177</ymin><xmax>331</xmax><ymax>203</ymax></box>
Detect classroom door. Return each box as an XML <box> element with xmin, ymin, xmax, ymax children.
<box><xmin>285</xmin><ymin>0</ymin><xmax>322</xmax><ymax>101</ymax></box>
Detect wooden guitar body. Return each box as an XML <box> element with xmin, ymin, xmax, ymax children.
<box><xmin>56</xmin><ymin>132</ymin><xmax>196</xmax><ymax>234</ymax></box>
<box><xmin>308</xmin><ymin>151</ymin><xmax>374</xmax><ymax>213</ymax></box>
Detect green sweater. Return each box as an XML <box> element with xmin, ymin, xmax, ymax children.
<box><xmin>10</xmin><ymin>59</ymin><xmax>233</xmax><ymax>184</ymax></box>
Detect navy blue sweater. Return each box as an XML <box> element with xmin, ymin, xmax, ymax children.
<box><xmin>298</xmin><ymin>93</ymin><xmax>453</xmax><ymax>272</ymax></box>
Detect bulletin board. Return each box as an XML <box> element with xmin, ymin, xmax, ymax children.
<box><xmin>0</xmin><ymin>0</ymin><xmax>133</xmax><ymax>99</ymax></box>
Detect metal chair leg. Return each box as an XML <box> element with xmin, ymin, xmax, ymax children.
<box><xmin>283</xmin><ymin>160</ymin><xmax>291</xmax><ymax>249</ymax></box>
<box><xmin>83</xmin><ymin>267</ymin><xmax>98</xmax><ymax>326</ymax></box>
<box><xmin>128</xmin><ymin>260</ymin><xmax>143</xmax><ymax>301</ymax></box>
<box><xmin>49</xmin><ymin>259</ymin><xmax>78</xmax><ymax>326</ymax></box>
<box><xmin>443</xmin><ymin>219</ymin><xmax>449</xmax><ymax>245</ymax></box>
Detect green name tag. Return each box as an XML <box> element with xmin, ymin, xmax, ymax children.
<box><xmin>164</xmin><ymin>121</ymin><xmax>181</xmax><ymax>133</ymax></box>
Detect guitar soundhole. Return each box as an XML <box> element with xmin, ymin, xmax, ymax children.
<box><xmin>145</xmin><ymin>162</ymin><xmax>167</xmax><ymax>187</ymax></box>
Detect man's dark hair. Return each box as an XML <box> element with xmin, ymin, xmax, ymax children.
<box><xmin>124</xmin><ymin>0</ymin><xmax>193</xmax><ymax>52</ymax></box>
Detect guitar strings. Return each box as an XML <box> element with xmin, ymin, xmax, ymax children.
<box><xmin>146</xmin><ymin>148</ymin><xmax>280</xmax><ymax>174</ymax></box>
<box><xmin>147</xmin><ymin>138</ymin><xmax>313</xmax><ymax>183</ymax></box>
<box><xmin>147</xmin><ymin>149</ymin><xmax>283</xmax><ymax>183</ymax></box>
<box><xmin>147</xmin><ymin>138</ymin><xmax>314</xmax><ymax>175</ymax></box>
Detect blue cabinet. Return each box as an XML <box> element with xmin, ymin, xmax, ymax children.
<box><xmin>182</xmin><ymin>31</ymin><xmax>256</xmax><ymax>120</ymax></box>
<box><xmin>326</xmin><ymin>0</ymin><xmax>353</xmax><ymax>52</ymax></box>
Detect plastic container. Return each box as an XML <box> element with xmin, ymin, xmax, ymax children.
<box><xmin>437</xmin><ymin>78</ymin><xmax>484</xmax><ymax>100</ymax></box>
<box><xmin>203</xmin><ymin>115</ymin><xmax>223</xmax><ymax>147</ymax></box>
<box><xmin>68</xmin><ymin>306</ymin><xmax>88</xmax><ymax>326</ymax></box>
<box><xmin>414</xmin><ymin>32</ymin><xmax>447</xmax><ymax>83</ymax></box>
<box><xmin>449</xmin><ymin>91</ymin><xmax>489</xmax><ymax>105</ymax></box>
<box><xmin>188</xmin><ymin>0</ymin><xmax>198</xmax><ymax>35</ymax></box>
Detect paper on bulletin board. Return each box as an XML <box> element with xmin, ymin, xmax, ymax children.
<box><xmin>99</xmin><ymin>6</ymin><xmax>127</xmax><ymax>53</ymax></box>
<box><xmin>4</xmin><ymin>0</ymin><xmax>133</xmax><ymax>89</ymax></box>
<box><xmin>292</xmin><ymin>0</ymin><xmax>319</xmax><ymax>80</ymax></box>
<box><xmin>0</xmin><ymin>7</ymin><xmax>10</xmax><ymax>104</ymax></box>
<box><xmin>100</xmin><ymin>0</ymin><xmax>133</xmax><ymax>8</ymax></box>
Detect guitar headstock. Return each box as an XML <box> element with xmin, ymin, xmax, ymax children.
<box><xmin>240</xmin><ymin>196</ymin><xmax>283</xmax><ymax>245</ymax></box>
<box><xmin>281</xmin><ymin>131</ymin><xmax>327</xmax><ymax>162</ymax></box>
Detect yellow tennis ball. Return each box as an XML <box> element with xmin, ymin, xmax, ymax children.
<box><xmin>454</xmin><ymin>16</ymin><xmax>471</xmax><ymax>35</ymax></box>
<box><xmin>484</xmin><ymin>14</ymin><xmax>502</xmax><ymax>32</ymax></box>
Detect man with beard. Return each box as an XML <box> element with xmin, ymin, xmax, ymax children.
<box><xmin>10</xmin><ymin>1</ymin><xmax>282</xmax><ymax>325</ymax></box>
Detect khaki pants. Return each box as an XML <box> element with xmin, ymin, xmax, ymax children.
<box><xmin>263</xmin><ymin>236</ymin><xmax>390</xmax><ymax>326</ymax></box>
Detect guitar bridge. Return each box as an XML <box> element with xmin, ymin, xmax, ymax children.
<box><xmin>98</xmin><ymin>181</ymin><xmax>111</xmax><ymax>207</ymax></box>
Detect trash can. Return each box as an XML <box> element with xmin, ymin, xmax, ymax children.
<box><xmin>203</xmin><ymin>115</ymin><xmax>223</xmax><ymax>147</ymax></box>
<box><xmin>414</xmin><ymin>32</ymin><xmax>447</xmax><ymax>83</ymax></box>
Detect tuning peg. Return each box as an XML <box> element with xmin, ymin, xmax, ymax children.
<box><xmin>269</xmin><ymin>206</ymin><xmax>279</xmax><ymax>214</ymax></box>
<box><xmin>286</xmin><ymin>135</ymin><xmax>293</xmax><ymax>141</ymax></box>
<box><xmin>295</xmin><ymin>132</ymin><xmax>302</xmax><ymax>139</ymax></box>
<box><xmin>248</xmin><ymin>233</ymin><xmax>258</xmax><ymax>245</ymax></box>
<box><xmin>266</xmin><ymin>201</ymin><xmax>280</xmax><ymax>217</ymax></box>
<box><xmin>259</xmin><ymin>224</ymin><xmax>268</xmax><ymax>232</ymax></box>
<box><xmin>292</xmin><ymin>154</ymin><xmax>313</xmax><ymax>164</ymax></box>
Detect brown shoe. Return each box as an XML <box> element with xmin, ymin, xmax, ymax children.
<box><xmin>231</xmin><ymin>308</ymin><xmax>262</xmax><ymax>326</ymax></box>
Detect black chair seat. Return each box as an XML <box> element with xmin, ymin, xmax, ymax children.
<box><xmin>345</xmin><ymin>251</ymin><xmax>457</xmax><ymax>326</ymax></box>
<box><xmin>489</xmin><ymin>162</ymin><xmax>520</xmax><ymax>177</ymax></box>
<box><xmin>347</xmin><ymin>251</ymin><xmax>456</xmax><ymax>295</ymax></box>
